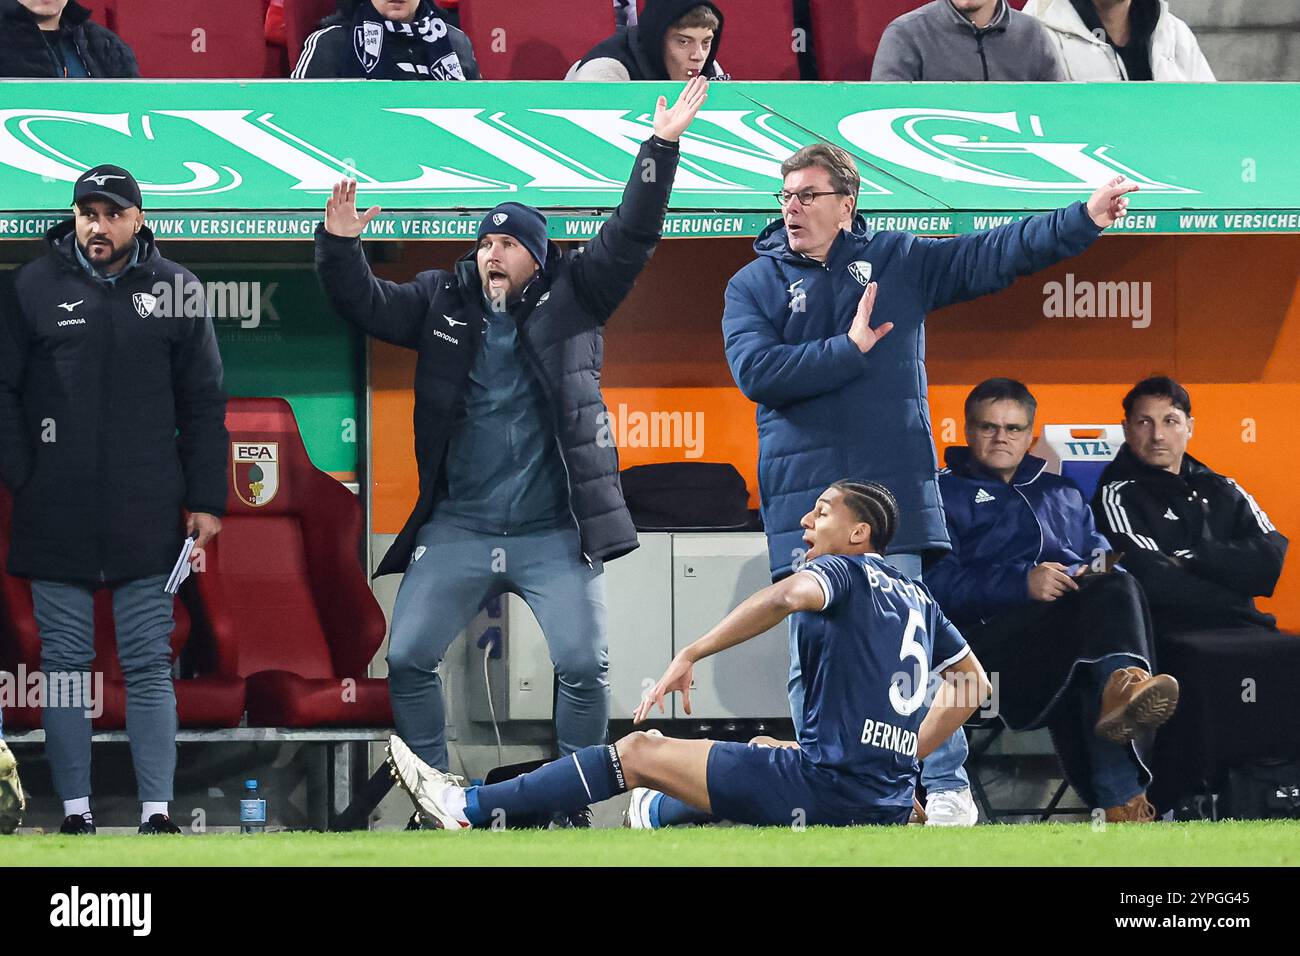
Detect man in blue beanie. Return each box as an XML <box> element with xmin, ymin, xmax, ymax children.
<box><xmin>314</xmin><ymin>76</ymin><xmax>708</xmax><ymax>826</ymax></box>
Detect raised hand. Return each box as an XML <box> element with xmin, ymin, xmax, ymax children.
<box><xmin>652</xmin><ymin>73</ymin><xmax>709</xmax><ymax>143</ymax></box>
<box><xmin>324</xmin><ymin>179</ymin><xmax>381</xmax><ymax>238</ymax></box>
<box><xmin>1087</xmin><ymin>175</ymin><xmax>1140</xmax><ymax>229</ymax></box>
<box><xmin>847</xmin><ymin>281</ymin><xmax>893</xmax><ymax>354</ymax></box>
<box><xmin>633</xmin><ymin>653</ymin><xmax>695</xmax><ymax>724</ymax></box>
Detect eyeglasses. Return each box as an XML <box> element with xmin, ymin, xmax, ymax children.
<box><xmin>775</xmin><ymin>190</ymin><xmax>841</xmax><ymax>208</ymax></box>
<box><xmin>972</xmin><ymin>422</ymin><xmax>1031</xmax><ymax>438</ymax></box>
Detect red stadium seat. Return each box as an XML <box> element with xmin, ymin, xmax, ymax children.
<box><xmin>0</xmin><ymin>491</ymin><xmax>245</xmax><ymax>731</ymax></box>
<box><xmin>186</xmin><ymin>398</ymin><xmax>391</xmax><ymax>728</ymax></box>
<box><xmin>283</xmin><ymin>0</ymin><xmax>337</xmax><ymax>71</ymax></box>
<box><xmin>78</xmin><ymin>0</ymin><xmax>115</xmax><ymax>30</ymax></box>
<box><xmin>707</xmin><ymin>0</ymin><xmax>799</xmax><ymax>80</ymax></box>
<box><xmin>459</xmin><ymin>0</ymin><xmax>616</xmax><ymax>80</ymax></box>
<box><xmin>114</xmin><ymin>0</ymin><xmax>271</xmax><ymax>78</ymax></box>
<box><xmin>809</xmin><ymin>0</ymin><xmax>926</xmax><ymax>81</ymax></box>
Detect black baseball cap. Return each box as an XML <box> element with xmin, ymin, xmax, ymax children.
<box><xmin>73</xmin><ymin>164</ymin><xmax>143</xmax><ymax>210</ymax></box>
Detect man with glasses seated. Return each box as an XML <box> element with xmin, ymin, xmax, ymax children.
<box><xmin>927</xmin><ymin>378</ymin><xmax>1178</xmax><ymax>823</ymax></box>
<box><xmin>721</xmin><ymin>141</ymin><xmax>1138</xmax><ymax>825</ymax></box>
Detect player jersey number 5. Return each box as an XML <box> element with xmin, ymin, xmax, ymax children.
<box><xmin>889</xmin><ymin>607</ymin><xmax>928</xmax><ymax>717</ymax></box>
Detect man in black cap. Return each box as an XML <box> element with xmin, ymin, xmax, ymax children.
<box><xmin>0</xmin><ymin>165</ymin><xmax>228</xmax><ymax>835</ymax></box>
<box><xmin>314</xmin><ymin>77</ymin><xmax>708</xmax><ymax>816</ymax></box>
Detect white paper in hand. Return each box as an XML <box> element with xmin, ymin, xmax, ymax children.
<box><xmin>164</xmin><ymin>535</ymin><xmax>198</xmax><ymax>594</ymax></box>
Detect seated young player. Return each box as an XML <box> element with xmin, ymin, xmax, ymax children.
<box><xmin>385</xmin><ymin>480</ymin><xmax>990</xmax><ymax>830</ymax></box>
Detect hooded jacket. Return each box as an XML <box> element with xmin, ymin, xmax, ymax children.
<box><xmin>722</xmin><ymin>203</ymin><xmax>1102</xmax><ymax>581</ymax></box>
<box><xmin>0</xmin><ymin>222</ymin><xmax>228</xmax><ymax>585</ymax></box>
<box><xmin>1022</xmin><ymin>0</ymin><xmax>1214</xmax><ymax>81</ymax></box>
<box><xmin>927</xmin><ymin>446</ymin><xmax>1110</xmax><ymax>631</ymax></box>
<box><xmin>0</xmin><ymin>0</ymin><xmax>139</xmax><ymax>78</ymax></box>
<box><xmin>1091</xmin><ymin>443</ymin><xmax>1286</xmax><ymax>632</ymax></box>
<box><xmin>872</xmin><ymin>0</ymin><xmax>1065</xmax><ymax>81</ymax></box>
<box><xmin>567</xmin><ymin>0</ymin><xmax>725</xmax><ymax>81</ymax></box>
<box><xmin>314</xmin><ymin>136</ymin><xmax>680</xmax><ymax>577</ymax></box>
<box><xmin>292</xmin><ymin>2</ymin><xmax>480</xmax><ymax>79</ymax></box>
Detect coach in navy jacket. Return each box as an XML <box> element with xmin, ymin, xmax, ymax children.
<box><xmin>927</xmin><ymin>380</ymin><xmax>1177</xmax><ymax>821</ymax></box>
<box><xmin>723</xmin><ymin>144</ymin><xmax>1135</xmax><ymax>822</ymax></box>
<box><xmin>723</xmin><ymin>147</ymin><xmax>1135</xmax><ymax>583</ymax></box>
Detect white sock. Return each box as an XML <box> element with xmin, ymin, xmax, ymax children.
<box><xmin>142</xmin><ymin>802</ymin><xmax>168</xmax><ymax>823</ymax></box>
<box><xmin>444</xmin><ymin>787</ymin><xmax>470</xmax><ymax>825</ymax></box>
<box><xmin>64</xmin><ymin>797</ymin><xmax>92</xmax><ymax>821</ymax></box>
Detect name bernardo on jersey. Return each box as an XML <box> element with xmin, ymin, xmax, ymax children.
<box><xmin>860</xmin><ymin>717</ymin><xmax>918</xmax><ymax>757</ymax></box>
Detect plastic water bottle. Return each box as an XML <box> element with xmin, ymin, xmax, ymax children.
<box><xmin>240</xmin><ymin>779</ymin><xmax>266</xmax><ymax>834</ymax></box>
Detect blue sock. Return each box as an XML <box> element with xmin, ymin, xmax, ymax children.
<box><xmin>649</xmin><ymin>793</ymin><xmax>714</xmax><ymax>828</ymax></box>
<box><xmin>463</xmin><ymin>744</ymin><xmax>627</xmax><ymax>828</ymax></box>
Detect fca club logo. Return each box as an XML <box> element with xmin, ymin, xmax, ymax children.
<box><xmin>233</xmin><ymin>441</ymin><xmax>279</xmax><ymax>507</ymax></box>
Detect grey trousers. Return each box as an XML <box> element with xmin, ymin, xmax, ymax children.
<box><xmin>386</xmin><ymin>519</ymin><xmax>609</xmax><ymax>771</ymax></box>
<box><xmin>32</xmin><ymin>575</ymin><xmax>177</xmax><ymax>802</ymax></box>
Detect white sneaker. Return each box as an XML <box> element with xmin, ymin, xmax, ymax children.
<box><xmin>623</xmin><ymin>787</ymin><xmax>661</xmax><ymax>830</ymax></box>
<box><xmin>385</xmin><ymin>735</ymin><xmax>471</xmax><ymax>831</ymax></box>
<box><xmin>924</xmin><ymin>788</ymin><xmax>978</xmax><ymax>827</ymax></box>
<box><xmin>0</xmin><ymin>741</ymin><xmax>25</xmax><ymax>835</ymax></box>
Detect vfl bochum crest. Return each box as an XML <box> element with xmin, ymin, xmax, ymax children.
<box><xmin>848</xmin><ymin>261</ymin><xmax>873</xmax><ymax>286</ymax></box>
<box><xmin>355</xmin><ymin>21</ymin><xmax>384</xmax><ymax>73</ymax></box>
<box><xmin>132</xmin><ymin>292</ymin><xmax>157</xmax><ymax>317</ymax></box>
<box><xmin>233</xmin><ymin>442</ymin><xmax>279</xmax><ymax>508</ymax></box>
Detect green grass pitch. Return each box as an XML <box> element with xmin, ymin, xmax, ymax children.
<box><xmin>8</xmin><ymin>820</ymin><xmax>1300</xmax><ymax>866</ymax></box>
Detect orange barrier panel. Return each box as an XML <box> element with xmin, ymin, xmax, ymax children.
<box><xmin>367</xmin><ymin>234</ymin><xmax>1300</xmax><ymax>626</ymax></box>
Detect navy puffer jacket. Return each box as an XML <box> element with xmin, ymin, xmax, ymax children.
<box><xmin>723</xmin><ymin>203</ymin><xmax>1101</xmax><ymax>580</ymax></box>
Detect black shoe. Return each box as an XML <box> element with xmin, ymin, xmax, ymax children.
<box><xmin>548</xmin><ymin>806</ymin><xmax>593</xmax><ymax>829</ymax></box>
<box><xmin>404</xmin><ymin>811</ymin><xmax>424</xmax><ymax>831</ymax></box>
<box><xmin>59</xmin><ymin>813</ymin><xmax>96</xmax><ymax>835</ymax></box>
<box><xmin>138</xmin><ymin>814</ymin><xmax>182</xmax><ymax>835</ymax></box>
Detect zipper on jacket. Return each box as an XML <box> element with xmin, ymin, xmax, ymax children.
<box><xmin>975</xmin><ymin>32</ymin><xmax>989</xmax><ymax>81</ymax></box>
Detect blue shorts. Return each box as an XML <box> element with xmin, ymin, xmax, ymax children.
<box><xmin>705</xmin><ymin>741</ymin><xmax>911</xmax><ymax>827</ymax></box>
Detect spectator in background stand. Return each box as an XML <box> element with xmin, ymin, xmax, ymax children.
<box><xmin>293</xmin><ymin>0</ymin><xmax>479</xmax><ymax>80</ymax></box>
<box><xmin>568</xmin><ymin>0</ymin><xmax>727</xmax><ymax>82</ymax></box>
<box><xmin>0</xmin><ymin>0</ymin><xmax>138</xmax><ymax>77</ymax></box>
<box><xmin>1022</xmin><ymin>0</ymin><xmax>1214</xmax><ymax>80</ymax></box>
<box><xmin>872</xmin><ymin>0</ymin><xmax>1065</xmax><ymax>81</ymax></box>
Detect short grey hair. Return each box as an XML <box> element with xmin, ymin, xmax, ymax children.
<box><xmin>780</xmin><ymin>144</ymin><xmax>861</xmax><ymax>213</ymax></box>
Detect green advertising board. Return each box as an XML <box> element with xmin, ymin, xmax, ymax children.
<box><xmin>199</xmin><ymin>266</ymin><xmax>360</xmax><ymax>478</ymax></box>
<box><xmin>0</xmin><ymin>82</ymin><xmax>1296</xmax><ymax>238</ymax></box>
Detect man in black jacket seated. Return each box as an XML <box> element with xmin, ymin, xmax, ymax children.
<box><xmin>313</xmin><ymin>78</ymin><xmax>709</xmax><ymax>815</ymax></box>
<box><xmin>1092</xmin><ymin>376</ymin><xmax>1300</xmax><ymax>809</ymax></box>
<box><xmin>0</xmin><ymin>166</ymin><xmax>227</xmax><ymax>835</ymax></box>
<box><xmin>0</xmin><ymin>0</ymin><xmax>138</xmax><ymax>78</ymax></box>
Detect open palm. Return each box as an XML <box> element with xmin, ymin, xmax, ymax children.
<box><xmin>324</xmin><ymin>179</ymin><xmax>381</xmax><ymax>238</ymax></box>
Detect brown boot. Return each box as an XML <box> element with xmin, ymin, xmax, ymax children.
<box><xmin>1104</xmin><ymin>793</ymin><xmax>1157</xmax><ymax>823</ymax></box>
<box><xmin>1094</xmin><ymin>667</ymin><xmax>1180</xmax><ymax>744</ymax></box>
